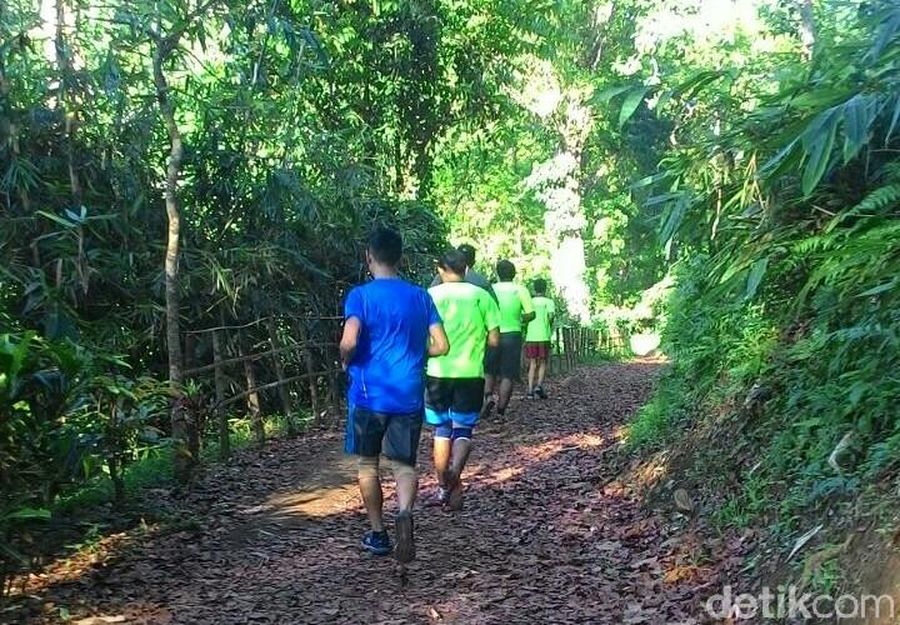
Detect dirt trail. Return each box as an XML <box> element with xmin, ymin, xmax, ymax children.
<box><xmin>14</xmin><ymin>362</ymin><xmax>724</xmax><ymax>625</ymax></box>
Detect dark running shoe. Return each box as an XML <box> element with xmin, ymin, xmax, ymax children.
<box><xmin>394</xmin><ymin>511</ymin><xmax>415</xmax><ymax>563</ymax></box>
<box><xmin>424</xmin><ymin>487</ymin><xmax>449</xmax><ymax>507</ymax></box>
<box><xmin>361</xmin><ymin>530</ymin><xmax>392</xmax><ymax>556</ymax></box>
<box><xmin>480</xmin><ymin>396</ymin><xmax>496</xmax><ymax>420</ymax></box>
<box><xmin>535</xmin><ymin>386</ymin><xmax>548</xmax><ymax>400</ymax></box>
<box><xmin>526</xmin><ymin>391</ymin><xmax>536</xmax><ymax>400</ymax></box>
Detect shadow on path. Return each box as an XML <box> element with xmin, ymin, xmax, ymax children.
<box><xmin>9</xmin><ymin>361</ymin><xmax>723</xmax><ymax>625</ymax></box>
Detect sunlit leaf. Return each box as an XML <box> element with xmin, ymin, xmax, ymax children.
<box><xmin>801</xmin><ymin>110</ymin><xmax>838</xmax><ymax>196</ymax></box>
<box><xmin>36</xmin><ymin>210</ymin><xmax>77</xmax><ymax>229</ymax></box>
<box><xmin>745</xmin><ymin>257</ymin><xmax>768</xmax><ymax>300</ymax></box>
<box><xmin>619</xmin><ymin>86</ymin><xmax>650</xmax><ymax>129</ymax></box>
<box><xmin>5</xmin><ymin>507</ymin><xmax>51</xmax><ymax>521</ymax></box>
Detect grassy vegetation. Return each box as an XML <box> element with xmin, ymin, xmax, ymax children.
<box><xmin>53</xmin><ymin>411</ymin><xmax>316</xmax><ymax>517</ymax></box>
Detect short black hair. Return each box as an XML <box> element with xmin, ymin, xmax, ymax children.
<box><xmin>438</xmin><ymin>248</ymin><xmax>467</xmax><ymax>277</ymax></box>
<box><xmin>533</xmin><ymin>278</ymin><xmax>547</xmax><ymax>295</ymax></box>
<box><xmin>368</xmin><ymin>227</ymin><xmax>403</xmax><ymax>266</ymax></box>
<box><xmin>457</xmin><ymin>244</ymin><xmax>476</xmax><ymax>267</ymax></box>
<box><xmin>496</xmin><ymin>259</ymin><xmax>516</xmax><ymax>281</ymax></box>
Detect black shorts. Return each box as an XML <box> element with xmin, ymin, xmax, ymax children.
<box><xmin>344</xmin><ymin>406</ymin><xmax>423</xmax><ymax>467</ymax></box>
<box><xmin>424</xmin><ymin>377</ymin><xmax>484</xmax><ymax>427</ymax></box>
<box><xmin>484</xmin><ymin>332</ymin><xmax>523</xmax><ymax>380</ymax></box>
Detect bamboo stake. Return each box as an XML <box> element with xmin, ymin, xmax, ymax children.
<box><xmin>212</xmin><ymin>329</ymin><xmax>230</xmax><ymax>459</ymax></box>
<box><xmin>268</xmin><ymin>319</ymin><xmax>296</xmax><ymax>436</ymax></box>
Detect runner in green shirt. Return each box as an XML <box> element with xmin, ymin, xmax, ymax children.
<box><xmin>426</xmin><ymin>249</ymin><xmax>500</xmax><ymax>510</ymax></box>
<box><xmin>485</xmin><ymin>260</ymin><xmax>534</xmax><ymax>417</ymax></box>
<box><xmin>524</xmin><ymin>278</ymin><xmax>556</xmax><ymax>399</ymax></box>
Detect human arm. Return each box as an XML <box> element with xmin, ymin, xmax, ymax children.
<box><xmin>428</xmin><ymin>323</ymin><xmax>450</xmax><ymax>356</ymax></box>
<box><xmin>483</xmin><ymin>291</ymin><xmax>501</xmax><ymax>348</ymax></box>
<box><xmin>424</xmin><ymin>291</ymin><xmax>449</xmax><ymax>357</ymax></box>
<box><xmin>339</xmin><ymin>317</ymin><xmax>361</xmax><ymax>369</ymax></box>
<box><xmin>520</xmin><ymin>286</ymin><xmax>536</xmax><ymax>324</ymax></box>
<box><xmin>340</xmin><ymin>288</ymin><xmax>364</xmax><ymax>369</ymax></box>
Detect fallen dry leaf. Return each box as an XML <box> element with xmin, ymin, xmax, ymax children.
<box><xmin>8</xmin><ymin>364</ymin><xmax>755</xmax><ymax>625</ymax></box>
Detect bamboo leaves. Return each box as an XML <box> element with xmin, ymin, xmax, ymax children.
<box><xmin>744</xmin><ymin>257</ymin><xmax>768</xmax><ymax>301</ymax></box>
<box><xmin>800</xmin><ymin>107</ymin><xmax>838</xmax><ymax>197</ymax></box>
<box><xmin>618</xmin><ymin>86</ymin><xmax>650</xmax><ymax>129</ymax></box>
<box><xmin>764</xmin><ymin>91</ymin><xmax>895</xmax><ymax>197</ymax></box>
<box><xmin>594</xmin><ymin>84</ymin><xmax>651</xmax><ymax>129</ymax></box>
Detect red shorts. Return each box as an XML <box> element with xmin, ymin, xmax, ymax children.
<box><xmin>524</xmin><ymin>341</ymin><xmax>551</xmax><ymax>360</ymax></box>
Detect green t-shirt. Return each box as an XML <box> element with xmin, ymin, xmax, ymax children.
<box><xmin>526</xmin><ymin>296</ymin><xmax>556</xmax><ymax>342</ymax></box>
<box><xmin>427</xmin><ymin>281</ymin><xmax>500</xmax><ymax>378</ymax></box>
<box><xmin>493</xmin><ymin>281</ymin><xmax>534</xmax><ymax>334</ymax></box>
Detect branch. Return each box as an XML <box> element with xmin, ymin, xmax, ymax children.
<box><xmin>156</xmin><ymin>0</ymin><xmax>223</xmax><ymax>60</ymax></box>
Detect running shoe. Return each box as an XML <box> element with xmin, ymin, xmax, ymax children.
<box><xmin>361</xmin><ymin>530</ymin><xmax>392</xmax><ymax>556</ymax></box>
<box><xmin>480</xmin><ymin>396</ymin><xmax>496</xmax><ymax>419</ymax></box>
<box><xmin>424</xmin><ymin>487</ymin><xmax>449</xmax><ymax>507</ymax></box>
<box><xmin>535</xmin><ymin>386</ymin><xmax>548</xmax><ymax>400</ymax></box>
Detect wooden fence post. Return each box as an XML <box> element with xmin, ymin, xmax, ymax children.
<box><xmin>551</xmin><ymin>327</ymin><xmax>558</xmax><ymax>374</ymax></box>
<box><xmin>295</xmin><ymin>319</ymin><xmax>320</xmax><ymax>422</ymax></box>
<box><xmin>325</xmin><ymin>315</ymin><xmax>342</xmax><ymax>419</ymax></box>
<box><xmin>328</xmin><ymin>343</ymin><xmax>342</xmax><ymax>418</ymax></box>
<box><xmin>212</xmin><ymin>328</ymin><xmax>230</xmax><ymax>460</ymax></box>
<box><xmin>239</xmin><ymin>334</ymin><xmax>265</xmax><ymax>446</ymax></box>
<box><xmin>268</xmin><ymin>318</ymin><xmax>297</xmax><ymax>436</ymax></box>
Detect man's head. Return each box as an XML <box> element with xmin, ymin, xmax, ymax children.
<box><xmin>496</xmin><ymin>259</ymin><xmax>516</xmax><ymax>282</ymax></box>
<box><xmin>457</xmin><ymin>244</ymin><xmax>476</xmax><ymax>269</ymax></box>
<box><xmin>367</xmin><ymin>226</ymin><xmax>403</xmax><ymax>269</ymax></box>
<box><xmin>533</xmin><ymin>278</ymin><xmax>547</xmax><ymax>295</ymax></box>
<box><xmin>437</xmin><ymin>248</ymin><xmax>467</xmax><ymax>282</ymax></box>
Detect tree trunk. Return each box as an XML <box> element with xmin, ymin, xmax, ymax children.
<box><xmin>799</xmin><ymin>0</ymin><xmax>816</xmax><ymax>61</ymax></box>
<box><xmin>107</xmin><ymin>404</ymin><xmax>125</xmax><ymax>504</ymax></box>
<box><xmin>152</xmin><ymin>36</ymin><xmax>190</xmax><ymax>482</ymax></box>
<box><xmin>328</xmin><ymin>342</ymin><xmax>342</xmax><ymax>420</ymax></box>
<box><xmin>212</xmin><ymin>329</ymin><xmax>230</xmax><ymax>460</ymax></box>
<box><xmin>295</xmin><ymin>320</ymin><xmax>320</xmax><ymax>421</ymax></box>
<box><xmin>531</xmin><ymin>90</ymin><xmax>594</xmax><ymax>325</ymax></box>
<box><xmin>55</xmin><ymin>0</ymin><xmax>82</xmax><ymax>205</ymax></box>
<box><xmin>239</xmin><ymin>336</ymin><xmax>265</xmax><ymax>447</ymax></box>
<box><xmin>268</xmin><ymin>319</ymin><xmax>296</xmax><ymax>436</ymax></box>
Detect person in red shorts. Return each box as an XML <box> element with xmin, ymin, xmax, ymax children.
<box><xmin>524</xmin><ymin>278</ymin><xmax>556</xmax><ymax>399</ymax></box>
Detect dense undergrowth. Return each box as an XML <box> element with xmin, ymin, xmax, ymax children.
<box><xmin>624</xmin><ymin>0</ymin><xmax>900</xmax><ymax>595</ymax></box>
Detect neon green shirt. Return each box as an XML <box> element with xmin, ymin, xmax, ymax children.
<box><xmin>493</xmin><ymin>281</ymin><xmax>534</xmax><ymax>334</ymax></box>
<box><xmin>526</xmin><ymin>296</ymin><xmax>556</xmax><ymax>342</ymax></box>
<box><xmin>427</xmin><ymin>281</ymin><xmax>500</xmax><ymax>378</ymax></box>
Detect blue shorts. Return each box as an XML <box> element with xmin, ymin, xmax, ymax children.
<box><xmin>424</xmin><ymin>377</ymin><xmax>484</xmax><ymax>427</ymax></box>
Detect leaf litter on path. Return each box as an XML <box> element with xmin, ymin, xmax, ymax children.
<box><xmin>10</xmin><ymin>362</ymin><xmax>745</xmax><ymax>625</ymax></box>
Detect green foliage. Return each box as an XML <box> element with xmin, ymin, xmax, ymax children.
<box><xmin>623</xmin><ymin>1</ymin><xmax>900</xmax><ymax>539</ymax></box>
<box><xmin>0</xmin><ymin>327</ymin><xmax>169</xmax><ymax>587</ymax></box>
<box><xmin>1</xmin><ymin>0</ymin><xmax>559</xmax><ymax>590</ymax></box>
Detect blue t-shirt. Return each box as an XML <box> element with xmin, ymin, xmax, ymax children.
<box><xmin>344</xmin><ymin>278</ymin><xmax>442</xmax><ymax>414</ymax></box>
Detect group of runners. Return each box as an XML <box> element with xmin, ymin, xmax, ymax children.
<box><xmin>339</xmin><ymin>227</ymin><xmax>556</xmax><ymax>563</ymax></box>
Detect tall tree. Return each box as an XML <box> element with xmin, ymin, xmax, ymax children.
<box><xmin>150</xmin><ymin>0</ymin><xmax>220</xmax><ymax>482</ymax></box>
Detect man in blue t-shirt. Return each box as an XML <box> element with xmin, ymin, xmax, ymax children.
<box><xmin>340</xmin><ymin>227</ymin><xmax>449</xmax><ymax>563</ymax></box>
